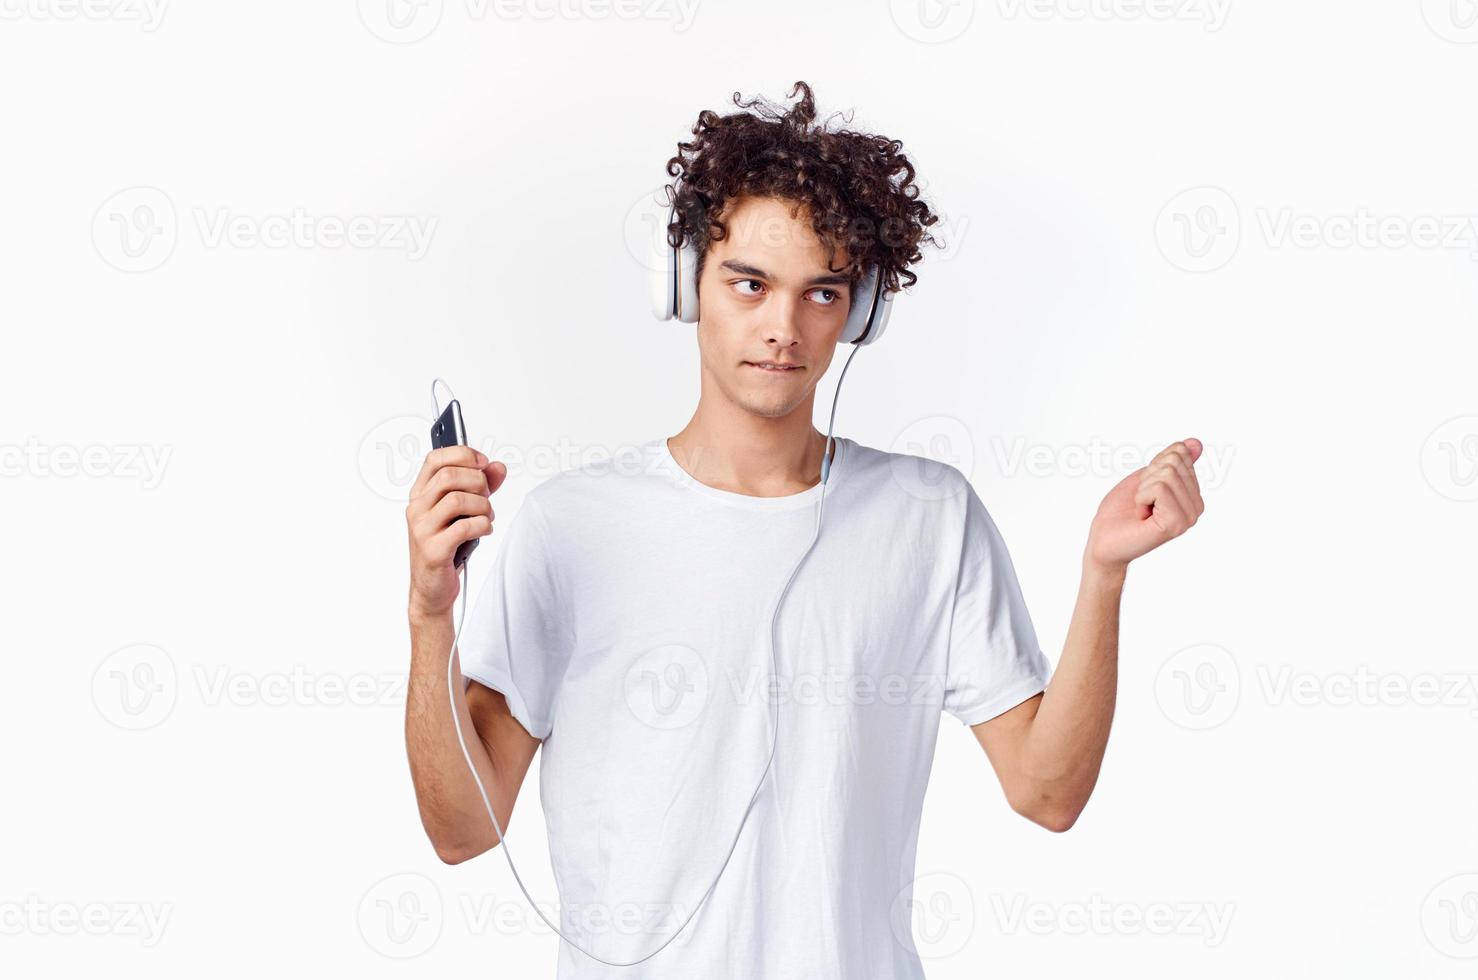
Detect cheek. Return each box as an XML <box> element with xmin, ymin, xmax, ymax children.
<box><xmin>693</xmin><ymin>318</ymin><xmax>743</xmax><ymax>371</ymax></box>
<box><xmin>695</xmin><ymin>301</ymin><xmax>748</xmax><ymax>349</ymax></box>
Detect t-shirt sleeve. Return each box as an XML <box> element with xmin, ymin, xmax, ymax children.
<box><xmin>942</xmin><ymin>481</ymin><xmax>1053</xmax><ymax>727</ymax></box>
<box><xmin>456</xmin><ymin>493</ymin><xmax>572</xmax><ymax>740</ymax></box>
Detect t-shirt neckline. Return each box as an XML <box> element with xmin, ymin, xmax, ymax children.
<box><xmin>654</xmin><ymin>435</ymin><xmax>849</xmax><ymax>511</ymax></box>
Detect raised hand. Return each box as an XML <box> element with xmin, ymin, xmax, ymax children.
<box><xmin>1085</xmin><ymin>438</ymin><xmax>1205</xmax><ymax>574</ymax></box>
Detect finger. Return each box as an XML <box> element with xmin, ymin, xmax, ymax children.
<box><xmin>407</xmin><ymin>466</ymin><xmax>491</xmax><ymax>521</ymax></box>
<box><xmin>1147</xmin><ymin>450</ymin><xmax>1200</xmax><ymax>500</ymax></box>
<box><xmin>429</xmin><ymin>464</ymin><xmax>493</xmax><ymax>500</ymax></box>
<box><xmin>1161</xmin><ymin>469</ymin><xmax>1201</xmax><ymax>525</ymax></box>
<box><xmin>483</xmin><ymin>460</ymin><xmax>509</xmax><ymax>496</ymax></box>
<box><xmin>1151</xmin><ymin>441</ymin><xmax>1195</xmax><ymax>473</ymax></box>
<box><xmin>1150</xmin><ymin>441</ymin><xmax>1204</xmax><ymax>500</ymax></box>
<box><xmin>1135</xmin><ymin>480</ymin><xmax>1191</xmax><ymax>536</ymax></box>
<box><xmin>1135</xmin><ymin>466</ymin><xmax>1191</xmax><ymax>516</ymax></box>
<box><xmin>1176</xmin><ymin>464</ymin><xmax>1206</xmax><ymax>517</ymax></box>
<box><xmin>1152</xmin><ymin>497</ymin><xmax>1192</xmax><ymax>537</ymax></box>
<box><xmin>431</xmin><ymin>488</ymin><xmax>493</xmax><ymax>525</ymax></box>
<box><xmin>1133</xmin><ymin>472</ymin><xmax>1158</xmax><ymax>508</ymax></box>
<box><xmin>1153</xmin><ymin>446</ymin><xmax>1205</xmax><ymax>517</ymax></box>
<box><xmin>409</xmin><ymin>445</ymin><xmax>488</xmax><ymax>499</ymax></box>
<box><xmin>423</xmin><ymin>516</ymin><xmax>493</xmax><ymax>566</ymax></box>
<box><xmin>1136</xmin><ymin>470</ymin><xmax>1196</xmax><ymax>534</ymax></box>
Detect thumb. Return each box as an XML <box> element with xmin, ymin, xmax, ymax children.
<box><xmin>483</xmin><ymin>459</ymin><xmax>509</xmax><ymax>493</ymax></box>
<box><xmin>1184</xmin><ymin>437</ymin><xmax>1204</xmax><ymax>463</ymax></box>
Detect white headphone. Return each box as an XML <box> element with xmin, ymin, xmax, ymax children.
<box><xmin>650</xmin><ymin>201</ymin><xmax>894</xmax><ymax>345</ymax></box>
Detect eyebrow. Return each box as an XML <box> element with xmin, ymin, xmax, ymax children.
<box><xmin>718</xmin><ymin>259</ymin><xmax>851</xmax><ymax>287</ymax></box>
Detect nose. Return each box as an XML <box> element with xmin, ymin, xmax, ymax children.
<box><xmin>764</xmin><ymin>293</ymin><xmax>803</xmax><ymax>348</ymax></box>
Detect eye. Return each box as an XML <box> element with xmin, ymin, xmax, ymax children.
<box><xmin>809</xmin><ymin>288</ymin><xmax>841</xmax><ymax>306</ymax></box>
<box><xmin>732</xmin><ymin>279</ymin><xmax>765</xmax><ymax>297</ymax></box>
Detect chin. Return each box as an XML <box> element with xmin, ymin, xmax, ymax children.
<box><xmin>735</xmin><ymin>391</ymin><xmax>798</xmax><ymax>419</ymax></box>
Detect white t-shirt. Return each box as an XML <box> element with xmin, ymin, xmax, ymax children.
<box><xmin>459</xmin><ymin>434</ymin><xmax>1051</xmax><ymax>979</ymax></box>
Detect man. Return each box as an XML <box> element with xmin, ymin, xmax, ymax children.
<box><xmin>403</xmin><ymin>81</ymin><xmax>1204</xmax><ymax>978</ymax></box>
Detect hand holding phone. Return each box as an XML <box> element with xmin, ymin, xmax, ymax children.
<box><xmin>405</xmin><ymin>399</ymin><xmax>504</xmax><ymax>620</ymax></box>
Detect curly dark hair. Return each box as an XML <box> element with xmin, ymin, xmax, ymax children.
<box><xmin>662</xmin><ymin>80</ymin><xmax>941</xmax><ymax>297</ymax></box>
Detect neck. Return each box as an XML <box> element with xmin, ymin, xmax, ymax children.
<box><xmin>667</xmin><ymin>390</ymin><xmax>835</xmax><ymax>498</ymax></box>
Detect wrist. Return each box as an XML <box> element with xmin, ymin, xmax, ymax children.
<box><xmin>1081</xmin><ymin>555</ymin><xmax>1128</xmax><ymax>591</ymax></box>
<box><xmin>408</xmin><ymin>599</ymin><xmax>452</xmax><ymax>631</ymax></box>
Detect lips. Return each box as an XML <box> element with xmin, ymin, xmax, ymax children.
<box><xmin>745</xmin><ymin>362</ymin><xmax>803</xmax><ymax>372</ymax></box>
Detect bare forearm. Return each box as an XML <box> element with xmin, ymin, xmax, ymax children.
<box><xmin>1016</xmin><ymin>560</ymin><xmax>1124</xmax><ymax>825</ymax></box>
<box><xmin>404</xmin><ymin>609</ymin><xmax>509</xmax><ymax>863</ymax></box>
<box><xmin>983</xmin><ymin>439</ymin><xmax>1204</xmax><ymax>831</ymax></box>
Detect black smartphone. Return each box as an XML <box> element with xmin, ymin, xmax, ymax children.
<box><xmin>429</xmin><ymin>398</ymin><xmax>480</xmax><ymax>570</ymax></box>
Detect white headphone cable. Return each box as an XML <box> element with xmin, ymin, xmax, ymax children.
<box><xmin>440</xmin><ymin>341</ymin><xmax>862</xmax><ymax>966</ymax></box>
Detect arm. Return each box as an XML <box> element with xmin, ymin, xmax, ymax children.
<box><xmin>972</xmin><ymin>564</ymin><xmax>1122</xmax><ymax>832</ymax></box>
<box><xmin>972</xmin><ymin>438</ymin><xmax>1206</xmax><ymax>833</ymax></box>
<box><xmin>406</xmin><ymin>614</ymin><xmax>540</xmax><ymax>863</ymax></box>
<box><xmin>402</xmin><ymin>445</ymin><xmax>540</xmax><ymax>864</ymax></box>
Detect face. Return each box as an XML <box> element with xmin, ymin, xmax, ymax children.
<box><xmin>694</xmin><ymin>195</ymin><xmax>853</xmax><ymax>419</ymax></box>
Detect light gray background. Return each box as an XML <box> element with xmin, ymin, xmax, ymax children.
<box><xmin>3</xmin><ymin>1</ymin><xmax>1476</xmax><ymax>976</ymax></box>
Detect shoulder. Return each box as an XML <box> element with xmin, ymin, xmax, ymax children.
<box><xmin>516</xmin><ymin>438</ymin><xmax>667</xmax><ymax>523</ymax></box>
<box><xmin>838</xmin><ymin>435</ymin><xmax>976</xmax><ymax>510</ymax></box>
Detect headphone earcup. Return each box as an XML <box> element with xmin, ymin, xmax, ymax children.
<box><xmin>840</xmin><ymin>265</ymin><xmax>892</xmax><ymax>346</ymax></box>
<box><xmin>859</xmin><ymin>288</ymin><xmax>893</xmax><ymax>345</ymax></box>
<box><xmin>650</xmin><ymin>213</ymin><xmax>678</xmax><ymax>320</ymax></box>
<box><xmin>674</xmin><ymin>238</ymin><xmax>700</xmax><ymax>324</ymax></box>
<box><xmin>652</xmin><ymin>202</ymin><xmax>702</xmax><ymax>323</ymax></box>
